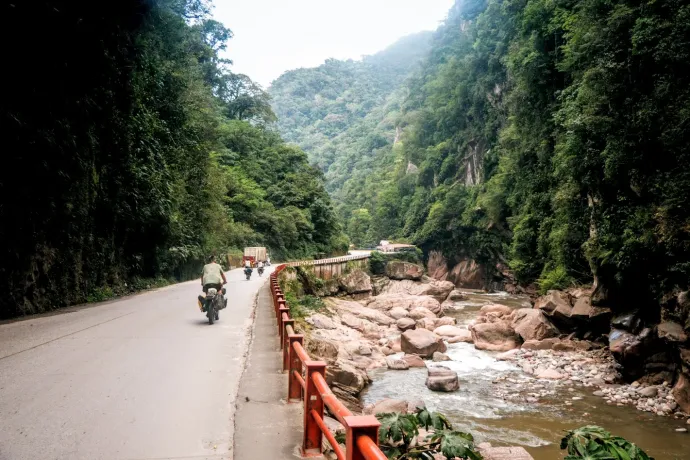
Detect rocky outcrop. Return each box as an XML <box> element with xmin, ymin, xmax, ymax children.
<box><xmin>401</xmin><ymin>329</ymin><xmax>447</xmax><ymax>358</ymax></box>
<box><xmin>425</xmin><ymin>366</ymin><xmax>459</xmax><ymax>392</ymax></box>
<box><xmin>511</xmin><ymin>309</ymin><xmax>559</xmax><ymax>341</ymax></box>
<box><xmin>378</xmin><ymin>278</ymin><xmax>455</xmax><ymax>303</ymax></box>
<box><xmin>338</xmin><ymin>269</ymin><xmax>372</xmax><ymax>294</ymax></box>
<box><xmin>306</xmin><ymin>313</ymin><xmax>337</xmax><ymax>330</ymax></box>
<box><xmin>366</xmin><ymin>293</ymin><xmax>442</xmax><ymax>314</ymax></box>
<box><xmin>385</xmin><ymin>261</ymin><xmax>424</xmax><ymax>281</ymax></box>
<box><xmin>534</xmin><ymin>289</ymin><xmax>611</xmax><ymax>333</ymax></box>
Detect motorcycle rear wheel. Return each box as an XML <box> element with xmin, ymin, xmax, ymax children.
<box><xmin>208</xmin><ymin>303</ymin><xmax>214</xmax><ymax>325</ymax></box>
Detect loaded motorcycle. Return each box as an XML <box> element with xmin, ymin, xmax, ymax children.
<box><xmin>198</xmin><ymin>286</ymin><xmax>226</xmax><ymax>325</ymax></box>
<box><xmin>244</xmin><ymin>266</ymin><xmax>253</xmax><ymax>280</ymax></box>
<box><xmin>258</xmin><ymin>265</ymin><xmax>264</xmax><ymax>277</ymax></box>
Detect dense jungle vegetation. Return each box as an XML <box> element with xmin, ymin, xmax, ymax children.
<box><xmin>271</xmin><ymin>0</ymin><xmax>690</xmax><ymax>309</ymax></box>
<box><xmin>1</xmin><ymin>0</ymin><xmax>345</xmax><ymax>318</ymax></box>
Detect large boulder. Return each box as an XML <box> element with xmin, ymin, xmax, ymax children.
<box><xmin>609</xmin><ymin>327</ymin><xmax>659</xmax><ymax>380</ymax></box>
<box><xmin>534</xmin><ymin>290</ymin><xmax>574</xmax><ymax>327</ymax></box>
<box><xmin>672</xmin><ymin>372</ymin><xmax>690</xmax><ymax>413</ymax></box>
<box><xmin>480</xmin><ymin>304</ymin><xmax>513</xmax><ymax>317</ymax></box>
<box><xmin>658</xmin><ymin>321</ymin><xmax>688</xmax><ymax>343</ymax></box>
<box><xmin>471</xmin><ymin>321</ymin><xmax>521</xmax><ymax>351</ymax></box>
<box><xmin>402</xmin><ymin>354</ymin><xmax>427</xmax><ymax>368</ymax></box>
<box><xmin>425</xmin><ymin>366</ymin><xmax>459</xmax><ymax>392</ymax></box>
<box><xmin>408</xmin><ymin>306</ymin><xmax>437</xmax><ymax>320</ymax></box>
<box><xmin>510</xmin><ymin>309</ymin><xmax>559</xmax><ymax>341</ymax></box>
<box><xmin>326</xmin><ymin>360</ymin><xmax>368</xmax><ymax>394</ymax></box>
<box><xmin>433</xmin><ymin>325</ymin><xmax>469</xmax><ymax>337</ymax></box>
<box><xmin>364</xmin><ymin>399</ymin><xmax>409</xmax><ymax>415</ymax></box>
<box><xmin>385</xmin><ymin>261</ymin><xmax>424</xmax><ymax>281</ymax></box>
<box><xmin>379</xmin><ymin>278</ymin><xmax>455</xmax><ymax>303</ymax></box>
<box><xmin>415</xmin><ymin>317</ymin><xmax>437</xmax><ymax>331</ymax></box>
<box><xmin>388</xmin><ymin>306</ymin><xmax>409</xmax><ymax>320</ymax></box>
<box><xmin>330</xmin><ymin>299</ymin><xmax>395</xmax><ymax>326</ymax></box>
<box><xmin>401</xmin><ymin>329</ymin><xmax>447</xmax><ymax>358</ymax></box>
<box><xmin>396</xmin><ymin>317</ymin><xmax>416</xmax><ymax>331</ymax></box>
<box><xmin>338</xmin><ymin>269</ymin><xmax>372</xmax><ymax>294</ymax></box>
<box><xmin>386</xmin><ymin>357</ymin><xmax>410</xmax><ymax>370</ymax></box>
<box><xmin>366</xmin><ymin>293</ymin><xmax>442</xmax><ymax>314</ymax></box>
<box><xmin>307</xmin><ymin>336</ymin><xmax>341</xmax><ymax>361</ymax></box>
<box><xmin>447</xmin><ymin>289</ymin><xmax>468</xmax><ymax>301</ymax></box>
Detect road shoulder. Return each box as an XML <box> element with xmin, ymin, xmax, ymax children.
<box><xmin>234</xmin><ymin>281</ymin><xmax>302</xmax><ymax>459</ymax></box>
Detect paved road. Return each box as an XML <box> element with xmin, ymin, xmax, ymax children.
<box><xmin>0</xmin><ymin>266</ymin><xmax>273</xmax><ymax>460</ymax></box>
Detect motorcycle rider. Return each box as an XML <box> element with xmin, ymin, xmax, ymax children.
<box><xmin>257</xmin><ymin>260</ymin><xmax>265</xmax><ymax>276</ymax></box>
<box><xmin>198</xmin><ymin>255</ymin><xmax>227</xmax><ymax>309</ymax></box>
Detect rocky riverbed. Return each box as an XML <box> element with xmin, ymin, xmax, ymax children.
<box><xmin>282</xmin><ymin>262</ymin><xmax>690</xmax><ymax>458</ymax></box>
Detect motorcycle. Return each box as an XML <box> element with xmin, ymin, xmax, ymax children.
<box><xmin>198</xmin><ymin>286</ymin><xmax>226</xmax><ymax>325</ymax></box>
<box><xmin>244</xmin><ymin>266</ymin><xmax>253</xmax><ymax>280</ymax></box>
<box><xmin>258</xmin><ymin>266</ymin><xmax>264</xmax><ymax>277</ymax></box>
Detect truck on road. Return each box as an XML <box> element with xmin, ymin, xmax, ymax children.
<box><xmin>242</xmin><ymin>247</ymin><xmax>267</xmax><ymax>267</ymax></box>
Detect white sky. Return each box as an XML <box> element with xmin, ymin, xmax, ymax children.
<box><xmin>212</xmin><ymin>0</ymin><xmax>455</xmax><ymax>87</ymax></box>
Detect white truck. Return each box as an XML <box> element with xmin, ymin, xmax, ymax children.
<box><xmin>242</xmin><ymin>247</ymin><xmax>267</xmax><ymax>267</ymax></box>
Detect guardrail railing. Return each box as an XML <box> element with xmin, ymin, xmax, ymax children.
<box><xmin>270</xmin><ymin>264</ymin><xmax>385</xmax><ymax>460</ymax></box>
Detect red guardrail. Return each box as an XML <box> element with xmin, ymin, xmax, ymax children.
<box><xmin>270</xmin><ymin>264</ymin><xmax>386</xmax><ymax>460</ymax></box>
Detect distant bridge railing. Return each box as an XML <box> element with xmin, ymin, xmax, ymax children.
<box><xmin>285</xmin><ymin>253</ymin><xmax>370</xmax><ymax>267</ymax></box>
<box><xmin>270</xmin><ymin>262</ymin><xmax>385</xmax><ymax>460</ymax></box>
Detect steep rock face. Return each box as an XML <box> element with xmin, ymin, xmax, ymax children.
<box><xmin>427</xmin><ymin>250</ymin><xmax>449</xmax><ymax>280</ymax></box>
<box><xmin>446</xmin><ymin>259</ymin><xmax>485</xmax><ymax>289</ymax></box>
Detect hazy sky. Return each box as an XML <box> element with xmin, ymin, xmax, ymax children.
<box><xmin>212</xmin><ymin>0</ymin><xmax>454</xmax><ymax>87</ymax></box>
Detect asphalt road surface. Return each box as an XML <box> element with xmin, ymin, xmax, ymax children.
<box><xmin>0</xmin><ymin>266</ymin><xmax>273</xmax><ymax>460</ymax></box>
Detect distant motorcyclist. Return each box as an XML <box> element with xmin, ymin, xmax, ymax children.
<box><xmin>198</xmin><ymin>255</ymin><xmax>227</xmax><ymax>308</ymax></box>
<box><xmin>244</xmin><ymin>259</ymin><xmax>253</xmax><ymax>280</ymax></box>
<box><xmin>257</xmin><ymin>260</ymin><xmax>265</xmax><ymax>276</ymax></box>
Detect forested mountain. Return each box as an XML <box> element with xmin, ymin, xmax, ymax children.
<box><xmin>1</xmin><ymin>0</ymin><xmax>345</xmax><ymax>318</ymax></box>
<box><xmin>269</xmin><ymin>32</ymin><xmax>433</xmax><ymax>242</ymax></box>
<box><xmin>272</xmin><ymin>0</ymin><xmax>690</xmax><ymax>311</ymax></box>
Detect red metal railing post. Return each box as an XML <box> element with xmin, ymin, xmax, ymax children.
<box><xmin>277</xmin><ymin>299</ymin><xmax>287</xmax><ymax>322</ymax></box>
<box><xmin>302</xmin><ymin>360</ymin><xmax>327</xmax><ymax>456</ymax></box>
<box><xmin>279</xmin><ymin>307</ymin><xmax>290</xmax><ymax>347</ymax></box>
<box><xmin>276</xmin><ymin>295</ymin><xmax>285</xmax><ymax>320</ymax></box>
<box><xmin>344</xmin><ymin>415</ymin><xmax>381</xmax><ymax>460</ymax></box>
<box><xmin>282</xmin><ymin>320</ymin><xmax>294</xmax><ymax>369</ymax></box>
<box><xmin>287</xmin><ymin>334</ymin><xmax>304</xmax><ymax>402</ymax></box>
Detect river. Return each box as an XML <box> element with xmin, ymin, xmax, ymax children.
<box><xmin>361</xmin><ymin>291</ymin><xmax>690</xmax><ymax>459</ymax></box>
